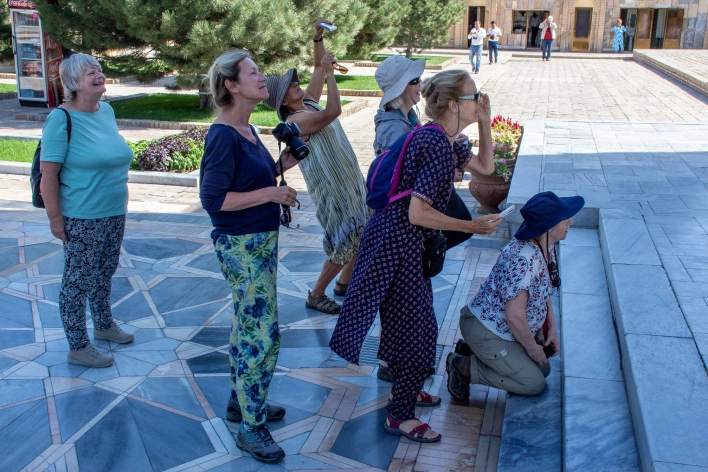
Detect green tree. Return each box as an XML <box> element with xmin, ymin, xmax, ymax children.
<box><xmin>0</xmin><ymin>3</ymin><xmax>14</xmax><ymax>63</ymax></box>
<box><xmin>395</xmin><ymin>0</ymin><xmax>465</xmax><ymax>58</ymax></box>
<box><xmin>347</xmin><ymin>0</ymin><xmax>410</xmax><ymax>58</ymax></box>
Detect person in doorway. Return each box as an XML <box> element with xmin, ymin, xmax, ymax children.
<box><xmin>40</xmin><ymin>53</ymin><xmax>135</xmax><ymax>368</ymax></box>
<box><xmin>264</xmin><ymin>19</ymin><xmax>371</xmax><ymax>314</ymax></box>
<box><xmin>540</xmin><ymin>15</ymin><xmax>557</xmax><ymax>61</ymax></box>
<box><xmin>611</xmin><ymin>19</ymin><xmax>627</xmax><ymax>53</ymax></box>
<box><xmin>468</xmin><ymin>21</ymin><xmax>486</xmax><ymax>74</ymax></box>
<box><xmin>330</xmin><ymin>69</ymin><xmax>502</xmax><ymax>444</ymax></box>
<box><xmin>446</xmin><ymin>191</ymin><xmax>585</xmax><ymax>398</ymax></box>
<box><xmin>529</xmin><ymin>13</ymin><xmax>542</xmax><ymax>47</ymax></box>
<box><xmin>487</xmin><ymin>21</ymin><xmax>502</xmax><ymax>64</ymax></box>
<box><xmin>200</xmin><ymin>50</ymin><xmax>300</xmax><ymax>463</ymax></box>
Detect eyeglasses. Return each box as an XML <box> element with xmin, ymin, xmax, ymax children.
<box><xmin>332</xmin><ymin>62</ymin><xmax>348</xmax><ymax>74</ymax></box>
<box><xmin>547</xmin><ymin>260</ymin><xmax>561</xmax><ymax>288</ymax></box>
<box><xmin>409</xmin><ymin>77</ymin><xmax>421</xmax><ymax>86</ymax></box>
<box><xmin>458</xmin><ymin>92</ymin><xmax>482</xmax><ymax>103</ymax></box>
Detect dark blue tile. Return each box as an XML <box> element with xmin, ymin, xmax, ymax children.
<box><xmin>149</xmin><ymin>277</ymin><xmax>230</xmax><ymax>313</ymax></box>
<box><xmin>34</xmin><ymin>351</ymin><xmax>70</xmax><ymax>367</ymax></box>
<box><xmin>186</xmin><ymin>352</ymin><xmax>229</xmax><ymax>375</ymax></box>
<box><xmin>0</xmin><ymin>329</ymin><xmax>35</xmax><ymax>350</ymax></box>
<box><xmin>440</xmin><ymin>259</ymin><xmax>464</xmax><ymax>275</ymax></box>
<box><xmin>164</xmin><ymin>301</ymin><xmax>226</xmax><ymax>327</ymax></box>
<box><xmin>24</xmin><ymin>242</ymin><xmax>61</xmax><ymax>263</ymax></box>
<box><xmin>280</xmin><ymin>250</ymin><xmax>327</xmax><ymax>273</ymax></box>
<box><xmin>38</xmin><ymin>301</ymin><xmax>63</xmax><ymax>328</ymax></box>
<box><xmin>330</xmin><ymin>407</ymin><xmax>398</xmax><ymax>470</ymax></box>
<box><xmin>0</xmin><ymin>400</ymin><xmax>52</xmax><ymax>471</ymax></box>
<box><xmin>109</xmin><ymin>277</ymin><xmax>134</xmax><ymax>305</ymax></box>
<box><xmin>36</xmin><ymin>252</ymin><xmax>64</xmax><ymax>275</ymax></box>
<box><xmin>55</xmin><ymin>386</ymin><xmax>118</xmax><ymax>441</ymax></box>
<box><xmin>267</xmin><ymin>376</ymin><xmax>330</xmax><ymax>414</ymax></box>
<box><xmin>266</xmin><ymin>401</ymin><xmax>316</xmax><ymax>432</ymax></box>
<box><xmin>185</xmin><ymin>253</ymin><xmax>221</xmax><ymax>273</ymax></box>
<box><xmin>280</xmin><ymin>329</ymin><xmax>334</xmax><ymax>349</ymax></box>
<box><xmin>207</xmin><ymin>457</ymin><xmax>263</xmax><ymax>472</ymax></box>
<box><xmin>193</xmin><ymin>376</ymin><xmax>230</xmax><ymax>421</ymax></box>
<box><xmin>112</xmin><ymin>328</ymin><xmax>164</xmax><ymax>350</ymax></box>
<box><xmin>121</xmin><ymin>238</ymin><xmax>203</xmax><ymax>260</ymax></box>
<box><xmin>132</xmin><ymin>378</ymin><xmax>205</xmax><ymax>418</ymax></box>
<box><xmin>277</xmin><ymin>298</ymin><xmax>312</xmax><ymax>325</ymax></box>
<box><xmin>432</xmin><ymin>285</ymin><xmax>454</xmax><ymax>325</ymax></box>
<box><xmin>0</xmin><ymin>354</ymin><xmax>17</xmax><ymax>374</ymax></box>
<box><xmin>75</xmin><ymin>398</ymin><xmax>152</xmax><ymax>472</ymax></box>
<box><xmin>128</xmin><ymin>397</ymin><xmax>215</xmax><ymax>471</ymax></box>
<box><xmin>277</xmin><ymin>348</ymin><xmax>332</xmax><ymax>368</ymax></box>
<box><xmin>0</xmin><ymin>292</ymin><xmax>33</xmax><ymax>328</ymax></box>
<box><xmin>190</xmin><ymin>327</ymin><xmax>229</xmax><ymax>348</ymax></box>
<box><xmin>0</xmin><ymin>246</ymin><xmax>19</xmax><ymax>272</ymax></box>
<box><xmin>112</xmin><ymin>292</ymin><xmax>155</xmax><ymax>323</ymax></box>
<box><xmin>0</xmin><ymin>399</ymin><xmax>40</xmax><ymax>430</ymax></box>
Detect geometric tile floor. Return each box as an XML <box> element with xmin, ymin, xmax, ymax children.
<box><xmin>0</xmin><ymin>206</ymin><xmax>503</xmax><ymax>472</ymax></box>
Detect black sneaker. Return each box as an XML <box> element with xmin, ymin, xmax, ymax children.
<box><xmin>226</xmin><ymin>398</ymin><xmax>286</xmax><ymax>423</ymax></box>
<box><xmin>455</xmin><ymin>338</ymin><xmax>473</xmax><ymax>357</ymax></box>
<box><xmin>446</xmin><ymin>352</ymin><xmax>471</xmax><ymax>400</ymax></box>
<box><xmin>236</xmin><ymin>424</ymin><xmax>285</xmax><ymax>463</ymax></box>
<box><xmin>377</xmin><ymin>364</ymin><xmax>393</xmax><ymax>382</ymax></box>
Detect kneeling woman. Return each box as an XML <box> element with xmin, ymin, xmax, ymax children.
<box><xmin>446</xmin><ymin>191</ymin><xmax>584</xmax><ymax>398</ymax></box>
<box><xmin>330</xmin><ymin>70</ymin><xmax>503</xmax><ymax>443</ymax></box>
<box><xmin>199</xmin><ymin>50</ymin><xmax>300</xmax><ymax>464</ymax></box>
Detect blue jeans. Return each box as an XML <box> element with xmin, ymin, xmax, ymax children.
<box><xmin>488</xmin><ymin>41</ymin><xmax>498</xmax><ymax>63</ymax></box>
<box><xmin>542</xmin><ymin>39</ymin><xmax>553</xmax><ymax>60</ymax></box>
<box><xmin>470</xmin><ymin>45</ymin><xmax>483</xmax><ymax>72</ymax></box>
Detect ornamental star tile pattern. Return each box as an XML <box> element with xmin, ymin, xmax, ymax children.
<box><xmin>0</xmin><ymin>208</ymin><xmax>503</xmax><ymax>472</ymax></box>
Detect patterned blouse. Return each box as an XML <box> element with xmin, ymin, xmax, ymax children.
<box><xmin>467</xmin><ymin>238</ymin><xmax>556</xmax><ymax>341</ymax></box>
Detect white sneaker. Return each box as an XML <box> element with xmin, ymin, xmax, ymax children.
<box><xmin>67</xmin><ymin>343</ymin><xmax>114</xmax><ymax>368</ymax></box>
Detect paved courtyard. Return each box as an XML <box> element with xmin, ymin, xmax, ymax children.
<box><xmin>1</xmin><ymin>52</ymin><xmax>708</xmax><ymax>471</ymax></box>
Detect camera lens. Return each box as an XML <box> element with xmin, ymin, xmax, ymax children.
<box><xmin>289</xmin><ymin>136</ymin><xmax>309</xmax><ymax>160</ymax></box>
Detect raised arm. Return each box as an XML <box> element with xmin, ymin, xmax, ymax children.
<box><xmin>464</xmin><ymin>93</ymin><xmax>494</xmax><ymax>175</ymax></box>
<box><xmin>291</xmin><ymin>51</ymin><xmax>341</xmax><ymax>135</ymax></box>
<box><xmin>304</xmin><ymin>19</ymin><xmax>331</xmax><ymax>103</ymax></box>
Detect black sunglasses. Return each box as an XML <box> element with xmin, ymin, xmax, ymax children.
<box><xmin>409</xmin><ymin>77</ymin><xmax>421</xmax><ymax>86</ymax></box>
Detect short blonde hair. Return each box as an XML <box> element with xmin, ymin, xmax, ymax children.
<box><xmin>420</xmin><ymin>70</ymin><xmax>471</xmax><ymax>121</ymax></box>
<box><xmin>207</xmin><ymin>50</ymin><xmax>251</xmax><ymax>112</ymax></box>
<box><xmin>59</xmin><ymin>54</ymin><xmax>102</xmax><ymax>101</ymax></box>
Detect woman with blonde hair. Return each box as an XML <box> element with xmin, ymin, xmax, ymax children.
<box><xmin>199</xmin><ymin>50</ymin><xmax>300</xmax><ymax>464</ymax></box>
<box><xmin>330</xmin><ymin>69</ymin><xmax>502</xmax><ymax>443</ymax></box>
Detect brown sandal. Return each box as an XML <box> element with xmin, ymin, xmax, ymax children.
<box><xmin>333</xmin><ymin>280</ymin><xmax>348</xmax><ymax>297</ymax></box>
<box><xmin>305</xmin><ymin>291</ymin><xmax>341</xmax><ymax>314</ymax></box>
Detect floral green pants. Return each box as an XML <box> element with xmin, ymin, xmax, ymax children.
<box><xmin>215</xmin><ymin>231</ymin><xmax>280</xmax><ymax>428</ymax></box>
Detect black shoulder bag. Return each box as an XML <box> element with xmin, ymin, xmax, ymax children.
<box><xmin>30</xmin><ymin>108</ymin><xmax>72</xmax><ymax>208</ymax></box>
<box><xmin>421</xmin><ymin>231</ymin><xmax>447</xmax><ymax>278</ymax></box>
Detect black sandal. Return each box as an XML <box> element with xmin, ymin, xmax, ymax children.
<box><xmin>333</xmin><ymin>280</ymin><xmax>348</xmax><ymax>297</ymax></box>
<box><xmin>305</xmin><ymin>291</ymin><xmax>341</xmax><ymax>314</ymax></box>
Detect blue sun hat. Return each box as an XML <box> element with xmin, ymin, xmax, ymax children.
<box><xmin>514</xmin><ymin>191</ymin><xmax>585</xmax><ymax>240</ymax></box>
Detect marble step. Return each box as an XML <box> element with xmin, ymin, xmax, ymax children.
<box><xmin>599</xmin><ymin>209</ymin><xmax>708</xmax><ymax>471</ymax></box>
<box><xmin>559</xmin><ymin>228</ymin><xmax>640</xmax><ymax>471</ymax></box>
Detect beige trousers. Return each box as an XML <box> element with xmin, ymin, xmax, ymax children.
<box><xmin>459</xmin><ymin>306</ymin><xmax>550</xmax><ymax>395</ymax></box>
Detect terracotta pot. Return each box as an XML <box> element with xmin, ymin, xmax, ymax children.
<box><xmin>469</xmin><ymin>172</ymin><xmax>511</xmax><ymax>214</ymax></box>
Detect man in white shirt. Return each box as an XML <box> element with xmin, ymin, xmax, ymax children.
<box><xmin>487</xmin><ymin>21</ymin><xmax>502</xmax><ymax>64</ymax></box>
<box><xmin>467</xmin><ymin>21</ymin><xmax>486</xmax><ymax>74</ymax></box>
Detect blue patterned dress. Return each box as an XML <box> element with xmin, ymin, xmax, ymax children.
<box><xmin>329</xmin><ymin>126</ymin><xmax>471</xmax><ymax>368</ymax></box>
<box><xmin>611</xmin><ymin>25</ymin><xmax>626</xmax><ymax>52</ymax></box>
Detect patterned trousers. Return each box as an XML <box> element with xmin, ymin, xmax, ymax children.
<box><xmin>215</xmin><ymin>231</ymin><xmax>280</xmax><ymax>428</ymax></box>
<box><xmin>387</xmin><ymin>361</ymin><xmax>429</xmax><ymax>421</ymax></box>
<box><xmin>60</xmin><ymin>215</ymin><xmax>125</xmax><ymax>351</ymax></box>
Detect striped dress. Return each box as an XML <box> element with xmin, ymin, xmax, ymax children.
<box><xmin>290</xmin><ymin>100</ymin><xmax>371</xmax><ymax>265</ymax></box>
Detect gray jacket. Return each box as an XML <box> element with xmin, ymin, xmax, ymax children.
<box><xmin>373</xmin><ymin>109</ymin><xmax>418</xmax><ymax>156</ymax></box>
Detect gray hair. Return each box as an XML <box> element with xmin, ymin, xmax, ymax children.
<box><xmin>59</xmin><ymin>54</ymin><xmax>102</xmax><ymax>101</ymax></box>
<box><xmin>385</xmin><ymin>94</ymin><xmax>405</xmax><ymax>110</ymax></box>
<box><xmin>208</xmin><ymin>50</ymin><xmax>251</xmax><ymax>112</ymax></box>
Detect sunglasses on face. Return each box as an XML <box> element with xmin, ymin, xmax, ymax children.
<box><xmin>409</xmin><ymin>77</ymin><xmax>421</xmax><ymax>86</ymax></box>
<box><xmin>332</xmin><ymin>62</ymin><xmax>348</xmax><ymax>74</ymax></box>
<box><xmin>458</xmin><ymin>92</ymin><xmax>483</xmax><ymax>103</ymax></box>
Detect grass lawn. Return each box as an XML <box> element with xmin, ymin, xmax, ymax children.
<box><xmin>0</xmin><ymin>138</ymin><xmax>38</xmax><ymax>163</ymax></box>
<box><xmin>340</xmin><ymin>55</ymin><xmax>453</xmax><ymax>65</ymax></box>
<box><xmin>0</xmin><ymin>83</ymin><xmax>17</xmax><ymax>93</ymax></box>
<box><xmin>112</xmin><ymin>93</ymin><xmax>351</xmax><ymax>125</ymax></box>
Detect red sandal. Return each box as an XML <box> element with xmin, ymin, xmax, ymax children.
<box><xmin>387</xmin><ymin>390</ymin><xmax>441</xmax><ymax>408</ymax></box>
<box><xmin>383</xmin><ymin>413</ymin><xmax>442</xmax><ymax>443</ymax></box>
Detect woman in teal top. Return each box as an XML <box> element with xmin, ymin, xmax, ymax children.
<box><xmin>40</xmin><ymin>53</ymin><xmax>135</xmax><ymax>368</ymax></box>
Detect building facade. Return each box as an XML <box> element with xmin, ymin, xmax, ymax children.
<box><xmin>449</xmin><ymin>0</ymin><xmax>707</xmax><ymax>52</ymax></box>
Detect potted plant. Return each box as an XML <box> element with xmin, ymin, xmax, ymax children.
<box><xmin>469</xmin><ymin>116</ymin><xmax>522</xmax><ymax>214</ymax></box>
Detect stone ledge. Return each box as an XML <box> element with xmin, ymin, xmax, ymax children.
<box><xmin>633</xmin><ymin>51</ymin><xmax>708</xmax><ymax>97</ymax></box>
<box><xmin>339</xmin><ymin>56</ymin><xmax>462</xmax><ymax>70</ymax></box>
<box><xmin>0</xmin><ymin>91</ymin><xmax>17</xmax><ymax>100</ymax></box>
<box><xmin>0</xmin><ymin>161</ymin><xmax>31</xmax><ymax>175</ymax></box>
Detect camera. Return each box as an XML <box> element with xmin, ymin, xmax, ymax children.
<box><xmin>272</xmin><ymin>122</ymin><xmax>309</xmax><ymax>160</ymax></box>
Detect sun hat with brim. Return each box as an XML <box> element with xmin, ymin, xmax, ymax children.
<box><xmin>263</xmin><ymin>68</ymin><xmax>299</xmax><ymax>121</ymax></box>
<box><xmin>375</xmin><ymin>55</ymin><xmax>426</xmax><ymax>111</ymax></box>
<box><xmin>514</xmin><ymin>191</ymin><xmax>585</xmax><ymax>240</ymax></box>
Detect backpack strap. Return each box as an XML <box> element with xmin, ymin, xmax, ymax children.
<box><xmin>55</xmin><ymin>107</ymin><xmax>72</xmax><ymax>142</ymax></box>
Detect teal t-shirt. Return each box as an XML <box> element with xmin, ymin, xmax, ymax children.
<box><xmin>40</xmin><ymin>102</ymin><xmax>133</xmax><ymax>219</ymax></box>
